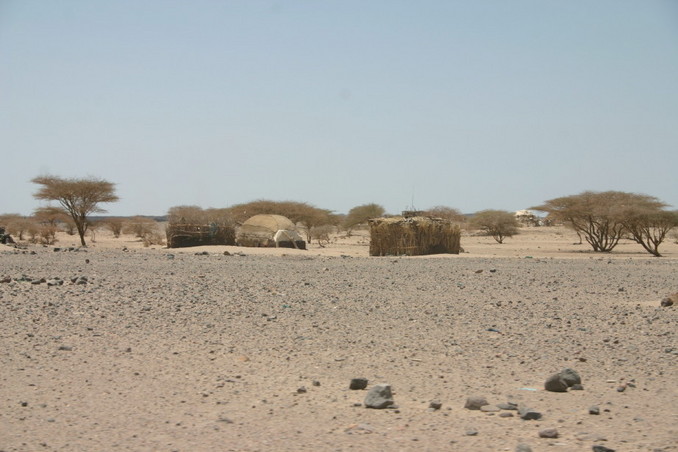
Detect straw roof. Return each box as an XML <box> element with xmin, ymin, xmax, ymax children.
<box><xmin>368</xmin><ymin>216</ymin><xmax>461</xmax><ymax>256</ymax></box>
<box><xmin>239</xmin><ymin>214</ymin><xmax>295</xmax><ymax>234</ymax></box>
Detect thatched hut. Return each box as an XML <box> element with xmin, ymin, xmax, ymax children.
<box><xmin>166</xmin><ymin>222</ymin><xmax>236</xmax><ymax>248</ymax></box>
<box><xmin>236</xmin><ymin>214</ymin><xmax>306</xmax><ymax>249</ymax></box>
<box><xmin>368</xmin><ymin>216</ymin><xmax>461</xmax><ymax>256</ymax></box>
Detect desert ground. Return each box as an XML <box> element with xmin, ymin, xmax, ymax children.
<box><xmin>1</xmin><ymin>226</ymin><xmax>676</xmax><ymax>452</ymax></box>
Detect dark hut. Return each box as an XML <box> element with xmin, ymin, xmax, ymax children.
<box><xmin>166</xmin><ymin>222</ymin><xmax>236</xmax><ymax>248</ymax></box>
<box><xmin>368</xmin><ymin>216</ymin><xmax>461</xmax><ymax>256</ymax></box>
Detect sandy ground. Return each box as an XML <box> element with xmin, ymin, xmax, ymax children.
<box><xmin>1</xmin><ymin>226</ymin><xmax>677</xmax><ymax>451</ymax></box>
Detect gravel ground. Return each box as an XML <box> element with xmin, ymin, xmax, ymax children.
<box><xmin>1</xmin><ymin>242</ymin><xmax>677</xmax><ymax>451</ymax></box>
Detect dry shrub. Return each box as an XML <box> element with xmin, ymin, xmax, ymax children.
<box><xmin>143</xmin><ymin>231</ymin><xmax>165</xmax><ymax>247</ymax></box>
<box><xmin>311</xmin><ymin>224</ymin><xmax>335</xmax><ymax>247</ymax></box>
<box><xmin>368</xmin><ymin>216</ymin><xmax>461</xmax><ymax>256</ymax></box>
<box><xmin>123</xmin><ymin>216</ymin><xmax>159</xmax><ymax>239</ymax></box>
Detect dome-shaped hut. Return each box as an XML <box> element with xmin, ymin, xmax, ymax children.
<box><xmin>236</xmin><ymin>214</ymin><xmax>306</xmax><ymax>249</ymax></box>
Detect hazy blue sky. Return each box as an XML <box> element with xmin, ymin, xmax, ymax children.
<box><xmin>1</xmin><ymin>1</ymin><xmax>677</xmax><ymax>216</ymax></box>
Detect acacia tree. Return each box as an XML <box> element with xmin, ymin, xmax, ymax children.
<box><xmin>469</xmin><ymin>209</ymin><xmax>519</xmax><ymax>244</ymax></box>
<box><xmin>343</xmin><ymin>203</ymin><xmax>385</xmax><ymax>233</ymax></box>
<box><xmin>532</xmin><ymin>191</ymin><xmax>673</xmax><ymax>254</ymax></box>
<box><xmin>619</xmin><ymin>204</ymin><xmax>677</xmax><ymax>257</ymax></box>
<box><xmin>423</xmin><ymin>206</ymin><xmax>466</xmax><ymax>223</ymax></box>
<box><xmin>32</xmin><ymin>176</ymin><xmax>119</xmax><ymax>246</ymax></box>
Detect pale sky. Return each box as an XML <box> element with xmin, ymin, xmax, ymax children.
<box><xmin>1</xmin><ymin>0</ymin><xmax>677</xmax><ymax>216</ymax></box>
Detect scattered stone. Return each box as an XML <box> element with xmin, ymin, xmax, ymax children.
<box><xmin>474</xmin><ymin>269</ymin><xmax>483</xmax><ymax>274</ymax></box>
<box><xmin>516</xmin><ymin>444</ymin><xmax>533</xmax><ymax>452</ymax></box>
<box><xmin>364</xmin><ymin>384</ymin><xmax>394</xmax><ymax>409</ymax></box>
<box><xmin>344</xmin><ymin>423</ymin><xmax>374</xmax><ymax>434</ymax></box>
<box><xmin>349</xmin><ymin>378</ymin><xmax>368</xmax><ymax>390</ymax></box>
<box><xmin>539</xmin><ymin>428</ymin><xmax>559</xmax><ymax>438</ymax></box>
<box><xmin>429</xmin><ymin>400</ymin><xmax>442</xmax><ymax>411</ymax></box>
<box><xmin>223</xmin><ymin>251</ymin><xmax>231</xmax><ymax>256</ymax></box>
<box><xmin>589</xmin><ymin>406</ymin><xmax>600</xmax><ymax>415</ymax></box>
<box><xmin>518</xmin><ymin>406</ymin><xmax>542</xmax><ymax>420</ymax></box>
<box><xmin>296</xmin><ymin>386</ymin><xmax>307</xmax><ymax>394</ymax></box>
<box><xmin>571</xmin><ymin>383</ymin><xmax>584</xmax><ymax>390</ymax></box>
<box><xmin>465</xmin><ymin>428</ymin><xmax>478</xmax><ymax>436</ymax></box>
<box><xmin>195</xmin><ymin>251</ymin><xmax>209</xmax><ymax>256</ymax></box>
<box><xmin>559</xmin><ymin>368</ymin><xmax>582</xmax><ymax>387</ymax></box>
<box><xmin>312</xmin><ymin>380</ymin><xmax>320</xmax><ymax>387</ymax></box>
<box><xmin>480</xmin><ymin>405</ymin><xmax>500</xmax><ymax>413</ymax></box>
<box><xmin>499</xmin><ymin>412</ymin><xmax>514</xmax><ymax>418</ymax></box>
<box><xmin>497</xmin><ymin>402</ymin><xmax>518</xmax><ymax>410</ymax></box>
<box><xmin>464</xmin><ymin>395</ymin><xmax>489</xmax><ymax>410</ymax></box>
<box><xmin>545</xmin><ymin>368</ymin><xmax>581</xmax><ymax>392</ymax></box>
<box><xmin>58</xmin><ymin>345</ymin><xmax>73</xmax><ymax>351</ymax></box>
<box><xmin>0</xmin><ymin>276</ymin><xmax>11</xmax><ymax>283</ymax></box>
<box><xmin>544</xmin><ymin>374</ymin><xmax>568</xmax><ymax>392</ymax></box>
<box><xmin>71</xmin><ymin>276</ymin><xmax>88</xmax><ymax>285</ymax></box>
<box><xmin>660</xmin><ymin>293</ymin><xmax>676</xmax><ymax>307</ymax></box>
<box><xmin>616</xmin><ymin>385</ymin><xmax>626</xmax><ymax>392</ymax></box>
<box><xmin>592</xmin><ymin>446</ymin><xmax>616</xmax><ymax>452</ymax></box>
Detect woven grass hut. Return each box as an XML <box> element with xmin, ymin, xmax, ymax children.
<box><xmin>368</xmin><ymin>216</ymin><xmax>461</xmax><ymax>256</ymax></box>
<box><xmin>236</xmin><ymin>214</ymin><xmax>306</xmax><ymax>249</ymax></box>
<box><xmin>166</xmin><ymin>222</ymin><xmax>236</xmax><ymax>248</ymax></box>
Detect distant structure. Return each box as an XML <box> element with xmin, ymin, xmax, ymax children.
<box><xmin>166</xmin><ymin>220</ymin><xmax>235</xmax><ymax>248</ymax></box>
<box><xmin>514</xmin><ymin>209</ymin><xmax>541</xmax><ymax>227</ymax></box>
<box><xmin>236</xmin><ymin>214</ymin><xmax>306</xmax><ymax>249</ymax></box>
<box><xmin>368</xmin><ymin>215</ymin><xmax>461</xmax><ymax>256</ymax></box>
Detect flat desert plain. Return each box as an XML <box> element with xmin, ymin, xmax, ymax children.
<box><xmin>1</xmin><ymin>226</ymin><xmax>677</xmax><ymax>452</ymax></box>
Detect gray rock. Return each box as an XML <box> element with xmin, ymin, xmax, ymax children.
<box><xmin>516</xmin><ymin>444</ymin><xmax>533</xmax><ymax>452</ymax></box>
<box><xmin>544</xmin><ymin>374</ymin><xmax>568</xmax><ymax>392</ymax></box>
<box><xmin>592</xmin><ymin>446</ymin><xmax>616</xmax><ymax>452</ymax></box>
<box><xmin>539</xmin><ymin>428</ymin><xmax>559</xmax><ymax>438</ymax></box>
<box><xmin>464</xmin><ymin>395</ymin><xmax>489</xmax><ymax>410</ymax></box>
<box><xmin>545</xmin><ymin>368</ymin><xmax>582</xmax><ymax>391</ymax></box>
<box><xmin>364</xmin><ymin>384</ymin><xmax>394</xmax><ymax>409</ymax></box>
<box><xmin>518</xmin><ymin>406</ymin><xmax>542</xmax><ymax>420</ymax></box>
<box><xmin>480</xmin><ymin>405</ymin><xmax>500</xmax><ymax>412</ymax></box>
<box><xmin>589</xmin><ymin>405</ymin><xmax>600</xmax><ymax>415</ymax></box>
<box><xmin>497</xmin><ymin>402</ymin><xmax>518</xmax><ymax>410</ymax></box>
<box><xmin>465</xmin><ymin>428</ymin><xmax>478</xmax><ymax>436</ymax></box>
<box><xmin>499</xmin><ymin>412</ymin><xmax>514</xmax><ymax>418</ymax></box>
<box><xmin>559</xmin><ymin>368</ymin><xmax>582</xmax><ymax>387</ymax></box>
<box><xmin>660</xmin><ymin>296</ymin><xmax>674</xmax><ymax>307</ymax></box>
<box><xmin>349</xmin><ymin>378</ymin><xmax>368</xmax><ymax>390</ymax></box>
<box><xmin>571</xmin><ymin>383</ymin><xmax>584</xmax><ymax>390</ymax></box>
<box><xmin>429</xmin><ymin>400</ymin><xmax>442</xmax><ymax>410</ymax></box>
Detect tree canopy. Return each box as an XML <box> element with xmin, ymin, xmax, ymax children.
<box><xmin>32</xmin><ymin>175</ymin><xmax>118</xmax><ymax>246</ymax></box>
<box><xmin>343</xmin><ymin>203</ymin><xmax>386</xmax><ymax>232</ymax></box>
<box><xmin>532</xmin><ymin>191</ymin><xmax>676</xmax><ymax>256</ymax></box>
<box><xmin>469</xmin><ymin>209</ymin><xmax>519</xmax><ymax>244</ymax></box>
